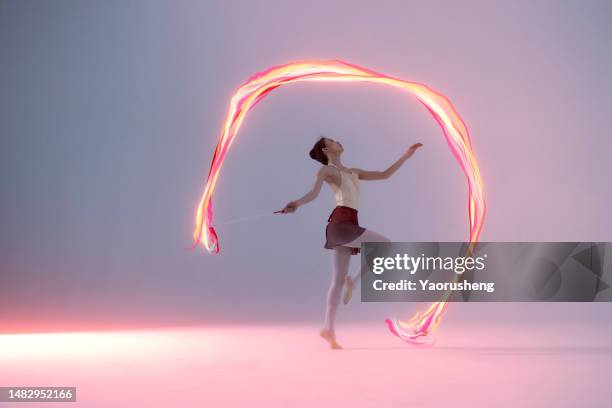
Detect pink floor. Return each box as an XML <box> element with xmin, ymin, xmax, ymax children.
<box><xmin>2</xmin><ymin>322</ymin><xmax>612</xmax><ymax>407</ymax></box>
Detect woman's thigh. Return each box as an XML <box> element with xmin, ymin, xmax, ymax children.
<box><xmin>342</xmin><ymin>228</ymin><xmax>390</xmax><ymax>249</ymax></box>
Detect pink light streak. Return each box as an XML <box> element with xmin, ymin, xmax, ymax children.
<box><xmin>192</xmin><ymin>59</ymin><xmax>486</xmax><ymax>345</ymax></box>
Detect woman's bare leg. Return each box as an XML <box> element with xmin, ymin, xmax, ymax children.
<box><xmin>321</xmin><ymin>245</ymin><xmax>352</xmax><ymax>349</ymax></box>
<box><xmin>342</xmin><ymin>229</ymin><xmax>391</xmax><ymax>304</ymax></box>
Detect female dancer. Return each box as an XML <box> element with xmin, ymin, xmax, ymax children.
<box><xmin>277</xmin><ymin>136</ymin><xmax>423</xmax><ymax>349</ymax></box>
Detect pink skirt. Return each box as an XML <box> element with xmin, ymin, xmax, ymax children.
<box><xmin>324</xmin><ymin>206</ymin><xmax>366</xmax><ymax>255</ymax></box>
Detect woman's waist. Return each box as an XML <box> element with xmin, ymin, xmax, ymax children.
<box><xmin>327</xmin><ymin>205</ymin><xmax>359</xmax><ymax>222</ymax></box>
<box><xmin>334</xmin><ymin>205</ymin><xmax>358</xmax><ymax>211</ymax></box>
<box><xmin>334</xmin><ymin>194</ymin><xmax>359</xmax><ymax>209</ymax></box>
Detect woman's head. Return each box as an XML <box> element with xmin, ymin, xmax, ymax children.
<box><xmin>309</xmin><ymin>136</ymin><xmax>343</xmax><ymax>165</ymax></box>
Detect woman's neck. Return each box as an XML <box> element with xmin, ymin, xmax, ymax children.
<box><xmin>327</xmin><ymin>155</ymin><xmax>344</xmax><ymax>168</ymax></box>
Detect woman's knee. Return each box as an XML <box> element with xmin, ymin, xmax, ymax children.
<box><xmin>368</xmin><ymin>229</ymin><xmax>391</xmax><ymax>243</ymax></box>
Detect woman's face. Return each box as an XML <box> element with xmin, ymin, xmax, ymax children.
<box><xmin>324</xmin><ymin>138</ymin><xmax>344</xmax><ymax>155</ymax></box>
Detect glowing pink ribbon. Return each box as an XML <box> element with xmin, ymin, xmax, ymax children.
<box><xmin>192</xmin><ymin>59</ymin><xmax>486</xmax><ymax>345</ymax></box>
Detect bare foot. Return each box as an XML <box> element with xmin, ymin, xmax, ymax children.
<box><xmin>319</xmin><ymin>329</ymin><xmax>342</xmax><ymax>349</ymax></box>
<box><xmin>343</xmin><ymin>275</ymin><xmax>354</xmax><ymax>305</ymax></box>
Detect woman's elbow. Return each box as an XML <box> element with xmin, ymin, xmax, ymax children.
<box><xmin>308</xmin><ymin>190</ymin><xmax>320</xmax><ymax>201</ymax></box>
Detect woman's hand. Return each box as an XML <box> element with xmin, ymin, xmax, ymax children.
<box><xmin>276</xmin><ymin>201</ymin><xmax>299</xmax><ymax>214</ymax></box>
<box><xmin>403</xmin><ymin>142</ymin><xmax>423</xmax><ymax>159</ymax></box>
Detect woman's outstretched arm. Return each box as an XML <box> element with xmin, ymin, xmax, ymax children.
<box><xmin>352</xmin><ymin>142</ymin><xmax>423</xmax><ymax>181</ymax></box>
<box><xmin>278</xmin><ymin>166</ymin><xmax>330</xmax><ymax>213</ymax></box>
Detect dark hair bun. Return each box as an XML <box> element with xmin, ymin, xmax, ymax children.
<box><xmin>309</xmin><ymin>137</ymin><xmax>328</xmax><ymax>165</ymax></box>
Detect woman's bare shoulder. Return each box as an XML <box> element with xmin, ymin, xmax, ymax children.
<box><xmin>317</xmin><ymin>165</ymin><xmax>331</xmax><ymax>176</ymax></box>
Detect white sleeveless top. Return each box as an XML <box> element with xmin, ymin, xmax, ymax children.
<box><xmin>327</xmin><ymin>163</ymin><xmax>360</xmax><ymax>210</ymax></box>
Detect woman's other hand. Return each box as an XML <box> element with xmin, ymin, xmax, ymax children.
<box><xmin>404</xmin><ymin>142</ymin><xmax>423</xmax><ymax>158</ymax></box>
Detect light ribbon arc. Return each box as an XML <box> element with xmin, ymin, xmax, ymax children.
<box><xmin>192</xmin><ymin>59</ymin><xmax>486</xmax><ymax>345</ymax></box>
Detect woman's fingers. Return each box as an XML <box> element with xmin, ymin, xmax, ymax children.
<box><xmin>406</xmin><ymin>143</ymin><xmax>423</xmax><ymax>155</ymax></box>
<box><xmin>275</xmin><ymin>206</ymin><xmax>293</xmax><ymax>214</ymax></box>
<box><xmin>275</xmin><ymin>201</ymin><xmax>298</xmax><ymax>214</ymax></box>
